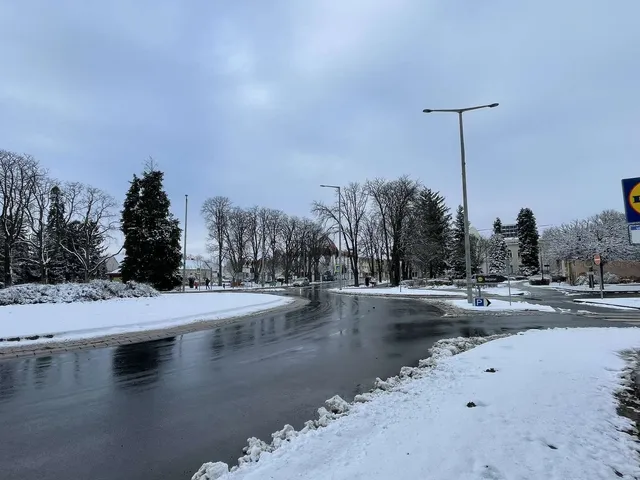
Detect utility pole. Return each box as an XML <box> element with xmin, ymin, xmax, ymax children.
<box><xmin>261</xmin><ymin>226</ymin><xmax>266</xmax><ymax>287</ymax></box>
<box><xmin>423</xmin><ymin>103</ymin><xmax>499</xmax><ymax>303</ymax></box>
<box><xmin>320</xmin><ymin>184</ymin><xmax>343</xmax><ymax>290</ymax></box>
<box><xmin>182</xmin><ymin>194</ymin><xmax>188</xmax><ymax>292</ymax></box>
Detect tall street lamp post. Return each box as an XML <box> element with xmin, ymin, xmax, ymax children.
<box><xmin>422</xmin><ymin>103</ymin><xmax>499</xmax><ymax>303</ymax></box>
<box><xmin>320</xmin><ymin>184</ymin><xmax>342</xmax><ymax>290</ymax></box>
<box><xmin>182</xmin><ymin>194</ymin><xmax>188</xmax><ymax>292</ymax></box>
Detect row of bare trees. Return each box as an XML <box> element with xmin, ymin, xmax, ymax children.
<box><xmin>201</xmin><ymin>197</ymin><xmax>334</xmax><ymax>285</ymax></box>
<box><xmin>0</xmin><ymin>150</ymin><xmax>120</xmax><ymax>286</ymax></box>
<box><xmin>312</xmin><ymin>176</ymin><xmax>424</xmax><ymax>286</ymax></box>
<box><xmin>201</xmin><ymin>175</ymin><xmax>470</xmax><ymax>288</ymax></box>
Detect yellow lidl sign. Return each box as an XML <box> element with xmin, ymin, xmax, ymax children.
<box><xmin>622</xmin><ymin>177</ymin><xmax>640</xmax><ymax>223</ymax></box>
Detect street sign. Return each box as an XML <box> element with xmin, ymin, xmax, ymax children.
<box><xmin>630</xmin><ymin>223</ymin><xmax>640</xmax><ymax>245</ymax></box>
<box><xmin>621</xmin><ymin>177</ymin><xmax>640</xmax><ymax>223</ymax></box>
<box><xmin>473</xmin><ymin>297</ymin><xmax>492</xmax><ymax>307</ymax></box>
<box><xmin>594</xmin><ymin>254</ymin><xmax>601</xmax><ymax>266</ymax></box>
<box><xmin>475</xmin><ymin>274</ymin><xmax>506</xmax><ymax>284</ymax></box>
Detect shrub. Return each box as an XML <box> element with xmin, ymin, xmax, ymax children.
<box><xmin>0</xmin><ymin>280</ymin><xmax>159</xmax><ymax>306</ymax></box>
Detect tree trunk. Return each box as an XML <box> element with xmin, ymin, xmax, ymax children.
<box><xmin>217</xmin><ymin>244</ymin><xmax>223</xmax><ymax>286</ymax></box>
<box><xmin>4</xmin><ymin>242</ymin><xmax>12</xmax><ymax>287</ymax></box>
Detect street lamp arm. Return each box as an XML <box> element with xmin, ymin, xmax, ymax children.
<box><xmin>423</xmin><ymin>103</ymin><xmax>499</xmax><ymax>114</ymax></box>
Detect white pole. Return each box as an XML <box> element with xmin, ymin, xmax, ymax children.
<box><xmin>182</xmin><ymin>194</ymin><xmax>188</xmax><ymax>292</ymax></box>
<box><xmin>337</xmin><ymin>186</ymin><xmax>343</xmax><ymax>290</ymax></box>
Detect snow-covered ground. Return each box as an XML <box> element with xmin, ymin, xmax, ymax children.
<box><xmin>444</xmin><ymin>298</ymin><xmax>556</xmax><ymax>312</ymax></box>
<box><xmin>182</xmin><ymin>286</ymin><xmax>288</xmax><ymax>293</ymax></box>
<box><xmin>0</xmin><ymin>292</ymin><xmax>293</xmax><ymax>347</ymax></box>
<box><xmin>552</xmin><ymin>283</ymin><xmax>640</xmax><ymax>293</ymax></box>
<box><xmin>479</xmin><ymin>284</ymin><xmax>529</xmax><ymax>297</ymax></box>
<box><xmin>194</xmin><ymin>328</ymin><xmax>640</xmax><ymax>480</ymax></box>
<box><xmin>574</xmin><ymin>297</ymin><xmax>640</xmax><ymax>310</ymax></box>
<box><xmin>329</xmin><ymin>286</ymin><xmax>465</xmax><ymax>297</ymax></box>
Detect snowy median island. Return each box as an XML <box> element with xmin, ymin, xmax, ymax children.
<box><xmin>329</xmin><ymin>285</ymin><xmax>554</xmax><ymax>312</ymax></box>
<box><xmin>0</xmin><ymin>281</ymin><xmax>294</xmax><ymax>348</ymax></box>
<box><xmin>329</xmin><ymin>286</ymin><xmax>466</xmax><ymax>297</ymax></box>
<box><xmin>194</xmin><ymin>328</ymin><xmax>640</xmax><ymax>480</ymax></box>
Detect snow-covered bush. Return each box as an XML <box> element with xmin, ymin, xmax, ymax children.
<box><xmin>603</xmin><ymin>272</ymin><xmax>620</xmax><ymax>284</ymax></box>
<box><xmin>0</xmin><ymin>280</ymin><xmax>158</xmax><ymax>306</ymax></box>
<box><xmin>575</xmin><ymin>272</ymin><xmax>620</xmax><ymax>286</ymax></box>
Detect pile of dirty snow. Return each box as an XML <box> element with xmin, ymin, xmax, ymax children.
<box><xmin>0</xmin><ymin>280</ymin><xmax>158</xmax><ymax>306</ymax></box>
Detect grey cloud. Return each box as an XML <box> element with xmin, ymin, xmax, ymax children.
<box><xmin>0</xmin><ymin>0</ymin><xmax>638</xmax><ymax>255</ymax></box>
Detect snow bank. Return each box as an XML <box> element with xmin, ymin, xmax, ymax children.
<box><xmin>191</xmin><ymin>334</ymin><xmax>508</xmax><ymax>479</ymax></box>
<box><xmin>0</xmin><ymin>292</ymin><xmax>294</xmax><ymax>345</ymax></box>
<box><xmin>193</xmin><ymin>328</ymin><xmax>640</xmax><ymax>480</ymax></box>
<box><xmin>480</xmin><ymin>285</ymin><xmax>529</xmax><ymax>297</ymax></box>
<box><xmin>445</xmin><ymin>298</ymin><xmax>555</xmax><ymax>312</ymax></box>
<box><xmin>330</xmin><ymin>286</ymin><xmax>465</xmax><ymax>297</ymax></box>
<box><xmin>574</xmin><ymin>297</ymin><xmax>640</xmax><ymax>310</ymax></box>
<box><xmin>0</xmin><ymin>280</ymin><xmax>158</xmax><ymax>306</ymax></box>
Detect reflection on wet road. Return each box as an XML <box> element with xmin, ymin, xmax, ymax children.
<box><xmin>0</xmin><ymin>288</ymin><xmax>619</xmax><ymax>480</ymax></box>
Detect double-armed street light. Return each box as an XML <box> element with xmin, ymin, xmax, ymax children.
<box><xmin>422</xmin><ymin>103</ymin><xmax>499</xmax><ymax>303</ymax></box>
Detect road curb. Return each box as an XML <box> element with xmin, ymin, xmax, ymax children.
<box><xmin>0</xmin><ymin>296</ymin><xmax>310</xmax><ymax>360</ymax></box>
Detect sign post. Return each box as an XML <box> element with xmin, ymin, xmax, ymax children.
<box><xmin>473</xmin><ymin>297</ymin><xmax>492</xmax><ymax>307</ymax></box>
<box><xmin>506</xmin><ymin>251</ymin><xmax>512</xmax><ymax>305</ymax></box>
<box><xmin>630</xmin><ymin>223</ymin><xmax>640</xmax><ymax>245</ymax></box>
<box><xmin>594</xmin><ymin>254</ymin><xmax>604</xmax><ymax>299</ymax></box>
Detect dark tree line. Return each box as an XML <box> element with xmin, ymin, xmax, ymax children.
<box><xmin>0</xmin><ymin>150</ymin><xmax>120</xmax><ymax>287</ymax></box>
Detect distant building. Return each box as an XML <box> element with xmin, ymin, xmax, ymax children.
<box><xmin>501</xmin><ymin>224</ymin><xmax>518</xmax><ymax>239</ymax></box>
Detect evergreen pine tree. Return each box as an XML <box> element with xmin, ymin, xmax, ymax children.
<box><xmin>46</xmin><ymin>185</ymin><xmax>68</xmax><ymax>283</ymax></box>
<box><xmin>516</xmin><ymin>207</ymin><xmax>540</xmax><ymax>275</ymax></box>
<box><xmin>488</xmin><ymin>232</ymin><xmax>509</xmax><ymax>274</ymax></box>
<box><xmin>121</xmin><ymin>166</ymin><xmax>182</xmax><ymax>290</ymax></box>
<box><xmin>450</xmin><ymin>205</ymin><xmax>466</xmax><ymax>278</ymax></box>
<box><xmin>120</xmin><ymin>175</ymin><xmax>143</xmax><ymax>283</ymax></box>
<box><xmin>493</xmin><ymin>217</ymin><xmax>502</xmax><ymax>235</ymax></box>
<box><xmin>411</xmin><ymin>188</ymin><xmax>451</xmax><ymax>278</ymax></box>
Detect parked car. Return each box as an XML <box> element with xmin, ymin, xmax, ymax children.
<box><xmin>292</xmin><ymin>277</ymin><xmax>310</xmax><ymax>287</ymax></box>
<box><xmin>322</xmin><ymin>271</ymin><xmax>334</xmax><ymax>282</ymax></box>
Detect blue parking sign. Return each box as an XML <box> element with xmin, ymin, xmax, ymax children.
<box><xmin>474</xmin><ymin>297</ymin><xmax>484</xmax><ymax>307</ymax></box>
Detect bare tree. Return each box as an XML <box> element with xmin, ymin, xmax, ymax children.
<box><xmin>0</xmin><ymin>151</ymin><xmax>40</xmax><ymax>286</ymax></box>
<box><xmin>59</xmin><ymin>185</ymin><xmax>121</xmax><ymax>282</ymax></box>
<box><xmin>361</xmin><ymin>214</ymin><xmax>386</xmax><ymax>282</ymax></box>
<box><xmin>366</xmin><ymin>176</ymin><xmax>418</xmax><ymax>286</ymax></box>
<box><xmin>201</xmin><ymin>196</ymin><xmax>232</xmax><ymax>286</ymax></box>
<box><xmin>365</xmin><ymin>178</ymin><xmax>392</xmax><ymax>280</ymax></box>
<box><xmin>22</xmin><ymin>172</ymin><xmax>55</xmax><ymax>283</ymax></box>
<box><xmin>246</xmin><ymin>206</ymin><xmax>268</xmax><ymax>283</ymax></box>
<box><xmin>224</xmin><ymin>207</ymin><xmax>251</xmax><ymax>282</ymax></box>
<box><xmin>280</xmin><ymin>216</ymin><xmax>300</xmax><ymax>284</ymax></box>
<box><xmin>313</xmin><ymin>182</ymin><xmax>368</xmax><ymax>286</ymax></box>
<box><xmin>300</xmin><ymin>219</ymin><xmax>330</xmax><ymax>281</ymax></box>
<box><xmin>264</xmin><ymin>209</ymin><xmax>286</xmax><ymax>282</ymax></box>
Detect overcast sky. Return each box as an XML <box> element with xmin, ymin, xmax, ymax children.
<box><xmin>1</xmin><ymin>1</ymin><xmax>638</xmax><ymax>255</ymax></box>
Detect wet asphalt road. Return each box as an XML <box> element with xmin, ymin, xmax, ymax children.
<box><xmin>0</xmin><ymin>286</ymin><xmax>628</xmax><ymax>480</ymax></box>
